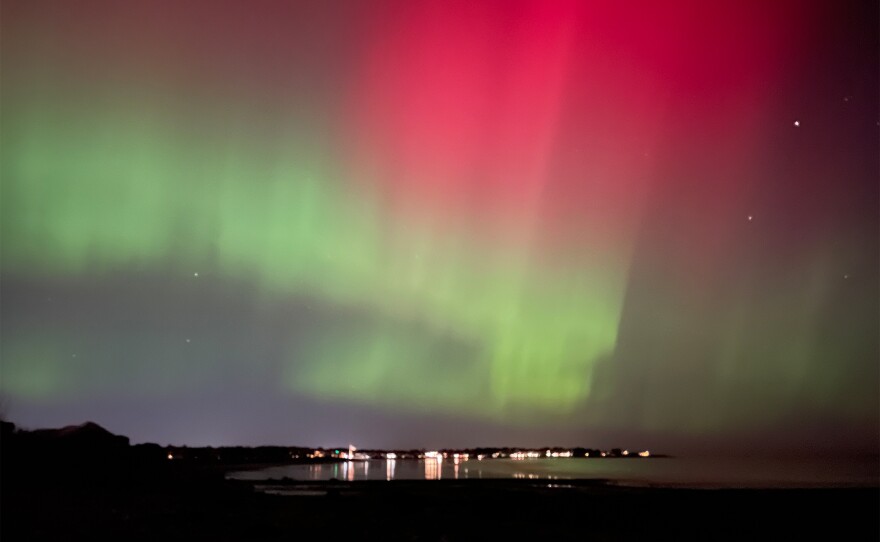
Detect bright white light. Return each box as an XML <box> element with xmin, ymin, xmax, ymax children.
<box><xmin>386</xmin><ymin>452</ymin><xmax>397</xmax><ymax>460</ymax></box>
<box><xmin>793</xmin><ymin>120</ymin><xmax>800</xmax><ymax>127</ymax></box>
<box><xmin>638</xmin><ymin>451</ymin><xmax>651</xmax><ymax>457</ymax></box>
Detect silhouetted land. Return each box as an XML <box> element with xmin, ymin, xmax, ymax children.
<box><xmin>2</xmin><ymin>421</ymin><xmax>877</xmax><ymax>541</ymax></box>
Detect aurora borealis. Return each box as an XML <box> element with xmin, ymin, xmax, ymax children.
<box><xmin>1</xmin><ymin>0</ymin><xmax>877</xmax><ymax>452</ymax></box>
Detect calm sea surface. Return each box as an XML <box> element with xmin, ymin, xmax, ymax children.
<box><xmin>228</xmin><ymin>457</ymin><xmax>879</xmax><ymax>488</ymax></box>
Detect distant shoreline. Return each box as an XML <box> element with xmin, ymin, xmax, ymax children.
<box><xmin>4</xmin><ymin>421</ymin><xmax>877</xmax><ymax>540</ymax></box>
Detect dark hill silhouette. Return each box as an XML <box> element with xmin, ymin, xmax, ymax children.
<box><xmin>9</xmin><ymin>421</ymin><xmax>128</xmax><ymax>461</ymax></box>
<box><xmin>1</xmin><ymin>420</ymin><xmax>159</xmax><ymax>487</ymax></box>
<box><xmin>32</xmin><ymin>421</ymin><xmax>130</xmax><ymax>448</ymax></box>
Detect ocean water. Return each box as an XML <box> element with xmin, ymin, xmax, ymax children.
<box><xmin>227</xmin><ymin>456</ymin><xmax>879</xmax><ymax>488</ymax></box>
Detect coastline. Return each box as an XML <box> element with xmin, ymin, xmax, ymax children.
<box><xmin>3</xmin><ymin>423</ymin><xmax>877</xmax><ymax>540</ymax></box>
<box><xmin>6</xmin><ymin>472</ymin><xmax>878</xmax><ymax>541</ymax></box>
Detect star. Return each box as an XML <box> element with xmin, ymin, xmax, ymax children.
<box><xmin>186</xmin><ymin>339</ymin><xmax>191</xmax><ymax>343</ymax></box>
<box><xmin>793</xmin><ymin>120</ymin><xmax>800</xmax><ymax>127</ymax></box>
<box><xmin>193</xmin><ymin>272</ymin><xmax>199</xmax><ymax>277</ymax></box>
<box><xmin>844</xmin><ymin>274</ymin><xmax>849</xmax><ymax>279</ymax></box>
<box><xmin>747</xmin><ymin>215</ymin><xmax>753</xmax><ymax>221</ymax></box>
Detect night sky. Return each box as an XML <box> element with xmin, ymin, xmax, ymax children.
<box><xmin>2</xmin><ymin>0</ymin><xmax>877</xmax><ymax>454</ymax></box>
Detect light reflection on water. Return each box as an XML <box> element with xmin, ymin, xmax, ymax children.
<box><xmin>229</xmin><ymin>457</ymin><xmax>879</xmax><ymax>488</ymax></box>
<box><xmin>425</xmin><ymin>456</ymin><xmax>442</xmax><ymax>480</ymax></box>
<box><xmin>386</xmin><ymin>459</ymin><xmax>395</xmax><ymax>481</ymax></box>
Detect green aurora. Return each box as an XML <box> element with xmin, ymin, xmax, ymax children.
<box><xmin>1</xmin><ymin>0</ymin><xmax>876</xmax><ymax>450</ymax></box>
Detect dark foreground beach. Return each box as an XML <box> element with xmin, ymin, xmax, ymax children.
<box><xmin>3</xmin><ymin>422</ymin><xmax>878</xmax><ymax>541</ymax></box>
<box><xmin>5</xmin><ymin>470</ymin><xmax>879</xmax><ymax>540</ymax></box>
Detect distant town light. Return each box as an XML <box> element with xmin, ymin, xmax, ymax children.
<box><xmin>638</xmin><ymin>451</ymin><xmax>650</xmax><ymax>457</ymax></box>
<box><xmin>167</xmin><ymin>453</ymin><xmax>173</xmax><ymax>460</ymax></box>
<box><xmin>386</xmin><ymin>452</ymin><xmax>397</xmax><ymax>460</ymax></box>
